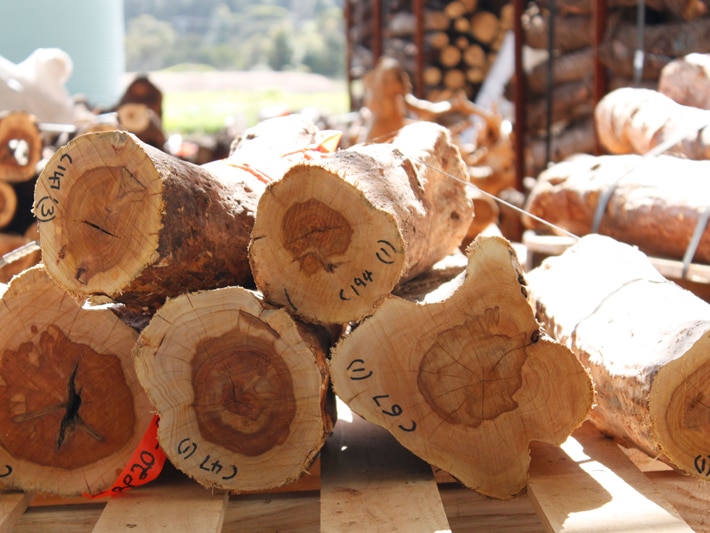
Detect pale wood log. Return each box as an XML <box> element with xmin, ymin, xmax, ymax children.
<box><xmin>249</xmin><ymin>121</ymin><xmax>474</xmax><ymax>325</ymax></box>
<box><xmin>33</xmin><ymin>115</ymin><xmax>322</xmax><ymax>311</ymax></box>
<box><xmin>320</xmin><ymin>400</ymin><xmax>450</xmax><ymax>532</ymax></box>
<box><xmin>462</xmin><ymin>43</ymin><xmax>486</xmax><ymax>68</ymax></box>
<box><xmin>0</xmin><ymin>111</ymin><xmax>42</xmax><ymax>183</ymax></box>
<box><xmin>528</xmin><ymin>422</ymin><xmax>694</xmax><ymax>531</ymax></box>
<box><xmin>526</xmin><ymin>234</ymin><xmax>710</xmax><ymax>480</ymax></box>
<box><xmin>330</xmin><ymin>236</ymin><xmax>593</xmax><ymax>499</ymax></box>
<box><xmin>133</xmin><ymin>286</ymin><xmax>334</xmax><ymax>492</ymax></box>
<box><xmin>600</xmin><ymin>16</ymin><xmax>710</xmax><ymax>81</ymax></box>
<box><xmin>659</xmin><ymin>53</ymin><xmax>710</xmax><ymax>109</ymax></box>
<box><xmin>524</xmin><ymin>153</ymin><xmax>710</xmax><ymax>264</ymax></box>
<box><xmin>595</xmin><ymin>87</ymin><xmax>710</xmax><ymax>158</ymax></box>
<box><xmin>423</xmin><ymin>65</ymin><xmax>443</xmax><ymax>87</ymax></box>
<box><xmin>359</xmin><ymin>57</ymin><xmax>412</xmax><ymax>143</ymax></box>
<box><xmin>426</xmin><ymin>31</ymin><xmax>450</xmax><ymax>50</ymax></box>
<box><xmin>0</xmin><ymin>182</ymin><xmax>17</xmax><ymax>230</ymax></box>
<box><xmin>117</xmin><ymin>103</ymin><xmax>166</xmax><ymax>151</ymax></box>
<box><xmin>443</xmin><ymin>69</ymin><xmax>467</xmax><ymax>90</ymax></box>
<box><xmin>117</xmin><ymin>74</ymin><xmax>163</xmax><ymax>121</ymax></box>
<box><xmin>425</xmin><ymin>10</ymin><xmax>451</xmax><ymax>31</ymax></box>
<box><xmin>439</xmin><ymin>45</ymin><xmax>463</xmax><ymax>68</ymax></box>
<box><xmin>0</xmin><ymin>265</ymin><xmax>153</xmax><ymax>496</ymax></box>
<box><xmin>445</xmin><ymin>0</ymin><xmax>469</xmax><ymax>19</ymax></box>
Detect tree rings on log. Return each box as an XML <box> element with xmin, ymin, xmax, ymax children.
<box><xmin>330</xmin><ymin>236</ymin><xmax>593</xmax><ymax>499</ymax></box>
<box><xmin>33</xmin><ymin>130</ymin><xmax>259</xmax><ymax>310</ymax></box>
<box><xmin>526</xmin><ymin>234</ymin><xmax>710</xmax><ymax>480</ymax></box>
<box><xmin>249</xmin><ymin>121</ymin><xmax>473</xmax><ymax>325</ymax></box>
<box><xmin>0</xmin><ymin>265</ymin><xmax>153</xmax><ymax>496</ymax></box>
<box><xmin>134</xmin><ymin>286</ymin><xmax>334</xmax><ymax>492</ymax></box>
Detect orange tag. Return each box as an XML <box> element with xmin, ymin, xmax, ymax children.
<box><xmin>83</xmin><ymin>414</ymin><xmax>166</xmax><ymax>498</ymax></box>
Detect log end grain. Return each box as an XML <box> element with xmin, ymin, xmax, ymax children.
<box><xmin>0</xmin><ymin>265</ymin><xmax>152</xmax><ymax>496</ymax></box>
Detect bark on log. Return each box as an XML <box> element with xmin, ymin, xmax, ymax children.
<box><xmin>249</xmin><ymin>121</ymin><xmax>474</xmax><ymax>325</ymax></box>
<box><xmin>0</xmin><ymin>111</ymin><xmax>42</xmax><ymax>183</ymax></box>
<box><xmin>133</xmin><ymin>286</ymin><xmax>335</xmax><ymax>492</ymax></box>
<box><xmin>117</xmin><ymin>103</ymin><xmax>167</xmax><ymax>151</ymax></box>
<box><xmin>523</xmin><ymin>153</ymin><xmax>710</xmax><ymax>264</ymax></box>
<box><xmin>527</xmin><ymin>117</ymin><xmax>597</xmax><ymax>173</ymax></box>
<box><xmin>659</xmin><ymin>53</ymin><xmax>710</xmax><ymax>109</ymax></box>
<box><xmin>0</xmin><ymin>234</ymin><xmax>41</xmax><ymax>283</ymax></box>
<box><xmin>595</xmin><ymin>87</ymin><xmax>710</xmax><ymax>158</ymax></box>
<box><xmin>536</xmin><ymin>0</ymin><xmax>708</xmax><ymax>19</ymax></box>
<box><xmin>526</xmin><ymin>79</ymin><xmax>594</xmax><ymax>133</ymax></box>
<box><xmin>600</xmin><ymin>16</ymin><xmax>710</xmax><ymax>81</ymax></box>
<box><xmin>0</xmin><ymin>181</ymin><xmax>17</xmax><ymax>230</ymax></box>
<box><xmin>525</xmin><ymin>48</ymin><xmax>595</xmax><ymax>96</ymax></box>
<box><xmin>33</xmin><ymin>116</ymin><xmax>322</xmax><ymax>311</ymax></box>
<box><xmin>523</xmin><ymin>11</ymin><xmax>593</xmax><ymax>52</ymax></box>
<box><xmin>0</xmin><ymin>265</ymin><xmax>154</xmax><ymax>496</ymax></box>
<box><xmin>526</xmin><ymin>234</ymin><xmax>710</xmax><ymax>479</ymax></box>
<box><xmin>330</xmin><ymin>235</ymin><xmax>593</xmax><ymax>499</ymax></box>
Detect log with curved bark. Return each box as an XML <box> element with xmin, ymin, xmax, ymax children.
<box><xmin>33</xmin><ymin>116</ymin><xmax>323</xmax><ymax>311</ymax></box>
<box><xmin>249</xmin><ymin>121</ymin><xmax>474</xmax><ymax>325</ymax></box>
<box><xmin>0</xmin><ymin>111</ymin><xmax>42</xmax><ymax>183</ymax></box>
<box><xmin>0</xmin><ymin>181</ymin><xmax>17</xmax><ymax>230</ymax></box>
<box><xmin>523</xmin><ymin>153</ymin><xmax>710</xmax><ymax>264</ymax></box>
<box><xmin>659</xmin><ymin>53</ymin><xmax>710</xmax><ymax>109</ymax></box>
<box><xmin>0</xmin><ymin>265</ymin><xmax>153</xmax><ymax>496</ymax></box>
<box><xmin>133</xmin><ymin>286</ymin><xmax>335</xmax><ymax>492</ymax></box>
<box><xmin>527</xmin><ymin>234</ymin><xmax>710</xmax><ymax>480</ymax></box>
<box><xmin>595</xmin><ymin>87</ymin><xmax>710</xmax><ymax>158</ymax></box>
<box><xmin>330</xmin><ymin>236</ymin><xmax>593</xmax><ymax>499</ymax></box>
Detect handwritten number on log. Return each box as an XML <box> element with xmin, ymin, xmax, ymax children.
<box><xmin>695</xmin><ymin>454</ymin><xmax>710</xmax><ymax>476</ymax></box>
<box><xmin>0</xmin><ymin>465</ymin><xmax>11</xmax><ymax>478</ymax></box>
<box><xmin>346</xmin><ymin>358</ymin><xmax>373</xmax><ymax>380</ymax></box>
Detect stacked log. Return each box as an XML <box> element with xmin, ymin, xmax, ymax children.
<box><xmin>2</xmin><ymin>114</ymin><xmax>601</xmax><ymax>500</ymax></box>
<box><xmin>347</xmin><ymin>0</ymin><xmax>513</xmax><ymax>105</ymax></box>
<box><xmin>526</xmin><ymin>234</ymin><xmax>710</xmax><ymax>481</ymax></box>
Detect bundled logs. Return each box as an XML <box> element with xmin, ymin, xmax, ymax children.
<box><xmin>330</xmin><ymin>235</ymin><xmax>593</xmax><ymax>499</ymax></box>
<box><xmin>523</xmin><ymin>153</ymin><xmax>710</xmax><ymax>264</ymax></box>
<box><xmin>0</xmin><ymin>265</ymin><xmax>155</xmax><ymax>496</ymax></box>
<box><xmin>526</xmin><ymin>234</ymin><xmax>710</xmax><ymax>481</ymax></box>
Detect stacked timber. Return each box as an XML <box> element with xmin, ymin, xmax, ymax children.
<box><xmin>347</xmin><ymin>0</ymin><xmax>513</xmax><ymax>105</ymax></box>
<box><xmin>0</xmin><ymin>114</ymin><xmax>599</xmax><ymax>501</ymax></box>
<box><xmin>518</xmin><ymin>0</ymin><xmax>710</xmax><ymax>176</ymax></box>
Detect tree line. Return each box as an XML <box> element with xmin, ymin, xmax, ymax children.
<box><xmin>124</xmin><ymin>0</ymin><xmax>345</xmax><ymax>77</ymax></box>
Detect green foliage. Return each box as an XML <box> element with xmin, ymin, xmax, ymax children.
<box><xmin>123</xmin><ymin>0</ymin><xmax>345</xmax><ymax>77</ymax></box>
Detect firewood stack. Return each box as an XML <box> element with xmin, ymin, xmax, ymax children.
<box><xmin>517</xmin><ymin>0</ymin><xmax>710</xmax><ymax>177</ymax></box>
<box><xmin>347</xmin><ymin>0</ymin><xmax>513</xmax><ymax>107</ymax></box>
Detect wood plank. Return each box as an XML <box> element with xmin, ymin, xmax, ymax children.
<box><xmin>527</xmin><ymin>422</ymin><xmax>693</xmax><ymax>532</ymax></box>
<box><xmin>0</xmin><ymin>491</ymin><xmax>32</xmax><ymax>533</ymax></box>
<box><xmin>320</xmin><ymin>399</ymin><xmax>451</xmax><ymax>532</ymax></box>
<box><xmin>92</xmin><ymin>469</ymin><xmax>228</xmax><ymax>533</ymax></box>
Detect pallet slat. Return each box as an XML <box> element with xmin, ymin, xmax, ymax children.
<box><xmin>320</xmin><ymin>400</ymin><xmax>451</xmax><ymax>532</ymax></box>
<box><xmin>528</xmin><ymin>422</ymin><xmax>693</xmax><ymax>532</ymax></box>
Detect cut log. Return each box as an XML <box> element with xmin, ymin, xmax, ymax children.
<box><xmin>595</xmin><ymin>87</ymin><xmax>710</xmax><ymax>158</ymax></box>
<box><xmin>536</xmin><ymin>0</ymin><xmax>707</xmax><ymax>20</ymax></box>
<box><xmin>526</xmin><ymin>234</ymin><xmax>710</xmax><ymax>480</ymax></box>
<box><xmin>133</xmin><ymin>286</ymin><xmax>335</xmax><ymax>492</ymax></box>
<box><xmin>0</xmin><ymin>181</ymin><xmax>17</xmax><ymax>230</ymax></box>
<box><xmin>526</xmin><ymin>47</ymin><xmax>595</xmax><ymax>97</ymax></box>
<box><xmin>523</xmin><ymin>11</ymin><xmax>593</xmax><ymax>52</ymax></box>
<box><xmin>33</xmin><ymin>115</ymin><xmax>323</xmax><ymax>311</ymax></box>
<box><xmin>0</xmin><ymin>265</ymin><xmax>154</xmax><ymax>496</ymax></box>
<box><xmin>249</xmin><ymin>120</ymin><xmax>474</xmax><ymax>325</ymax></box>
<box><xmin>527</xmin><ymin>117</ymin><xmax>597</xmax><ymax>173</ymax></box>
<box><xmin>117</xmin><ymin>103</ymin><xmax>167</xmax><ymax>151</ymax></box>
<box><xmin>659</xmin><ymin>53</ymin><xmax>710</xmax><ymax>109</ymax></box>
<box><xmin>470</xmin><ymin>10</ymin><xmax>500</xmax><ymax>45</ymax></box>
<box><xmin>526</xmin><ymin>79</ymin><xmax>594</xmax><ymax>133</ymax></box>
<box><xmin>600</xmin><ymin>16</ymin><xmax>710</xmax><ymax>81</ymax></box>
<box><xmin>523</xmin><ymin>153</ymin><xmax>710</xmax><ymax>264</ymax></box>
<box><xmin>0</xmin><ymin>111</ymin><xmax>42</xmax><ymax>183</ymax></box>
<box><xmin>329</xmin><ymin>235</ymin><xmax>593</xmax><ymax>500</ymax></box>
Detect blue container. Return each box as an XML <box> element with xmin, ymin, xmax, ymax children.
<box><xmin>0</xmin><ymin>0</ymin><xmax>125</xmax><ymax>108</ymax></box>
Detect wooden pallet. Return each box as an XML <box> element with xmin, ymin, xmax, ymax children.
<box><xmin>2</xmin><ymin>400</ymin><xmax>709</xmax><ymax>532</ymax></box>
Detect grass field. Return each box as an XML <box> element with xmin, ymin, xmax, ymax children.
<box><xmin>162</xmin><ymin>85</ymin><xmax>351</xmax><ymax>134</ymax></box>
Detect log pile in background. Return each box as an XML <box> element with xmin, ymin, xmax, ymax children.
<box><xmin>517</xmin><ymin>0</ymin><xmax>710</xmax><ymax>177</ymax></box>
<box><xmin>347</xmin><ymin>0</ymin><xmax>513</xmax><ymax>106</ymax></box>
